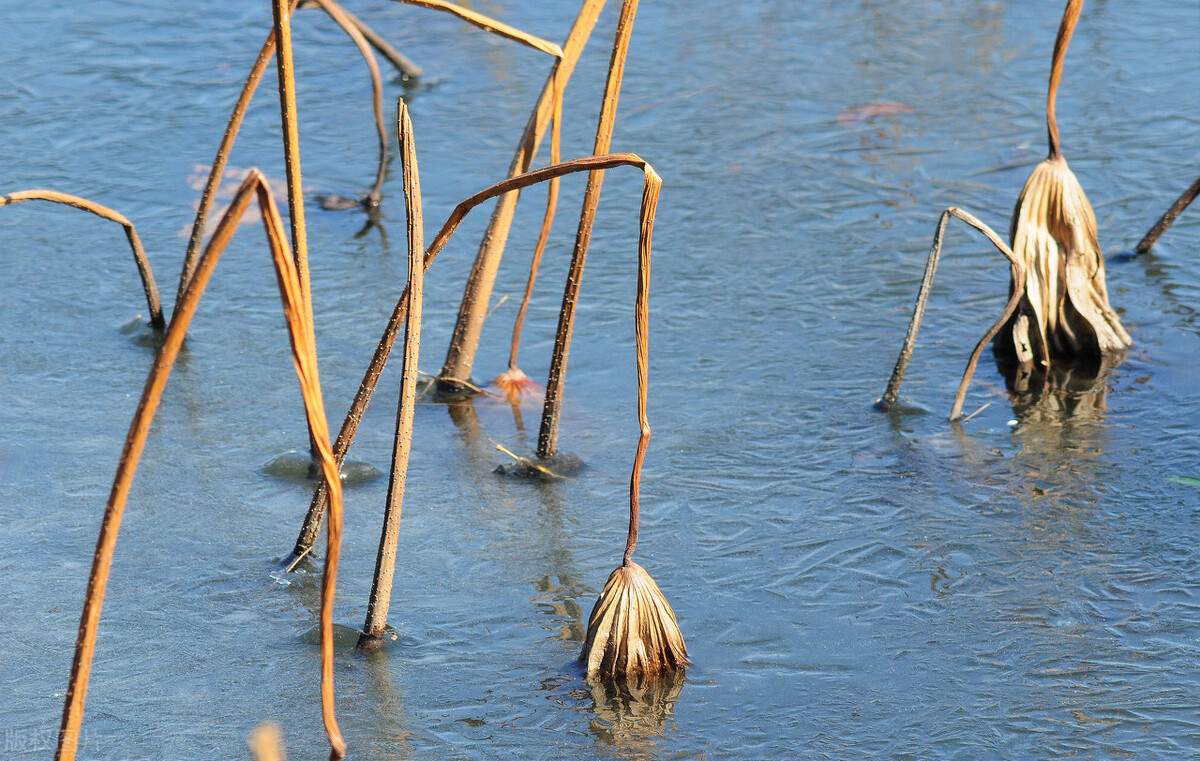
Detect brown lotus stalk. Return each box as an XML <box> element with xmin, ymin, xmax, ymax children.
<box><xmin>179</xmin><ymin>0</ymin><xmax>399</xmax><ymax>306</ymax></box>
<box><xmin>287</xmin><ymin>153</ymin><xmax>661</xmax><ymax>563</ymax></box>
<box><xmin>1134</xmin><ymin>173</ymin><xmax>1200</xmax><ymax>255</ymax></box>
<box><xmin>1002</xmin><ymin>0</ymin><xmax>1131</xmax><ymax>365</ymax></box>
<box><xmin>492</xmin><ymin>69</ymin><xmax>564</xmax><ymax>399</ymax></box>
<box><xmin>55</xmin><ymin>170</ymin><xmax>346</xmax><ymax>761</ymax></box>
<box><xmin>359</xmin><ymin>101</ymin><xmax>424</xmax><ymax>650</ymax></box>
<box><xmin>878</xmin><ymin>208</ymin><xmax>1026</xmax><ymax>420</ymax></box>
<box><xmin>580</xmin><ymin>167</ymin><xmax>686</xmax><ymax>678</ymax></box>
<box><xmin>436</xmin><ymin>0</ymin><xmax>606</xmax><ymax>395</ymax></box>
<box><xmin>390</xmin><ymin>0</ymin><xmax>562</xmax><ymax>57</ymax></box>
<box><xmin>1</xmin><ymin>190</ymin><xmax>165</xmax><ymax>331</ymax></box>
<box><xmin>538</xmin><ymin>0</ymin><xmax>639</xmax><ymax>460</ymax></box>
<box><xmin>272</xmin><ymin>0</ymin><xmax>312</xmax><ymax>313</ymax></box>
<box><xmin>178</xmin><ymin>0</ymin><xmax>298</xmax><ymax>308</ymax></box>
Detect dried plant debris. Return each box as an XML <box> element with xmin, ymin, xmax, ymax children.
<box><xmin>1003</xmin><ymin>155</ymin><xmax>1131</xmax><ymax>365</ymax></box>
<box><xmin>582</xmin><ymin>562</ymin><xmax>687</xmax><ymax>679</ymax></box>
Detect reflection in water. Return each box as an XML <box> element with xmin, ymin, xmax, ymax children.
<box><xmin>526</xmin><ymin>485</ymin><xmax>587</xmax><ymax>644</ymax></box>
<box><xmin>585</xmin><ymin>670</ymin><xmax>686</xmax><ymax>759</ymax></box>
<box><xmin>359</xmin><ymin>651</ymin><xmax>414</xmax><ymax>759</ymax></box>
<box><xmin>999</xmin><ymin>352</ymin><xmax>1123</xmax><ymax>426</ymax></box>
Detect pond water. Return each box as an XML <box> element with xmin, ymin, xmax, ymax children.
<box><xmin>3</xmin><ymin>1</ymin><xmax>1200</xmax><ymax>758</ymax></box>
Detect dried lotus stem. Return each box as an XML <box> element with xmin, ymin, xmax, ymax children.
<box><xmin>178</xmin><ymin>0</ymin><xmax>299</xmax><ymax>308</ymax></box>
<box><xmin>287</xmin><ymin>152</ymin><xmax>662</xmax><ymax>562</ymax></box>
<box><xmin>306</xmin><ymin>0</ymin><xmax>389</xmax><ymax>205</ymax></box>
<box><xmin>359</xmin><ymin>101</ymin><xmax>424</xmax><ymax>650</ymax></box>
<box><xmin>390</xmin><ymin>0</ymin><xmax>563</xmax><ymax>58</ymax></box>
<box><xmin>574</xmin><ymin>153</ymin><xmax>686</xmax><ymax>679</ymax></box>
<box><xmin>272</xmin><ymin>0</ymin><xmax>312</xmax><ymax>313</ymax></box>
<box><xmin>878</xmin><ymin>208</ymin><xmax>1025</xmax><ymax>420</ymax></box>
<box><xmin>437</xmin><ymin>0</ymin><xmax>606</xmax><ymax>395</ymax></box>
<box><xmin>1134</xmin><ymin>173</ymin><xmax>1200</xmax><ymax>255</ymax></box>
<box><xmin>56</xmin><ymin>170</ymin><xmax>346</xmax><ymax>761</ymax></box>
<box><xmin>495</xmin><ymin>69</ymin><xmax>564</xmax><ymax>395</ymax></box>
<box><xmin>0</xmin><ymin>190</ymin><xmax>164</xmax><ymax>330</ymax></box>
<box><xmin>180</xmin><ymin>0</ymin><xmax>389</xmax><ymax>306</ymax></box>
<box><xmin>538</xmin><ymin>0</ymin><xmax>640</xmax><ymax>460</ymax></box>
<box><xmin>580</xmin><ymin>178</ymin><xmax>687</xmax><ymax>675</ymax></box>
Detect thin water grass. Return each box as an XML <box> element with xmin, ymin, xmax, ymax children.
<box><xmin>54</xmin><ymin>170</ymin><xmax>346</xmax><ymax>761</ymax></box>
<box><xmin>0</xmin><ymin>190</ymin><xmax>165</xmax><ymax>331</ymax></box>
<box><xmin>580</xmin><ymin>166</ymin><xmax>687</xmax><ymax>678</ymax></box>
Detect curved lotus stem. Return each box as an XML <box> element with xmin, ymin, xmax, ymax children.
<box><xmin>299</xmin><ymin>0</ymin><xmax>422</xmax><ymax>79</ymax></box>
<box><xmin>287</xmin><ymin>152</ymin><xmax>661</xmax><ymax>565</ymax></box>
<box><xmin>1046</xmin><ymin>0</ymin><xmax>1083</xmax><ymax>160</ymax></box>
<box><xmin>878</xmin><ymin>207</ymin><xmax>1026</xmax><ymax>421</ymax></box>
<box><xmin>55</xmin><ymin>170</ymin><xmax>346</xmax><ymax>761</ymax></box>
<box><xmin>579</xmin><ymin>153</ymin><xmax>686</xmax><ymax>679</ymax></box>
<box><xmin>0</xmin><ymin>190</ymin><xmax>165</xmax><ymax>331</ymax></box>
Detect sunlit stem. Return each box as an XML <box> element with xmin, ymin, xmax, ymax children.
<box><xmin>359</xmin><ymin>102</ymin><xmax>423</xmax><ymax>649</ymax></box>
<box><xmin>436</xmin><ymin>0</ymin><xmax>606</xmax><ymax>395</ymax></box>
<box><xmin>624</xmin><ymin>170</ymin><xmax>659</xmax><ymax>565</ymax></box>
<box><xmin>506</xmin><ymin>69</ymin><xmax>564</xmax><ymax>373</ymax></box>
<box><xmin>55</xmin><ymin>169</ymin><xmax>346</xmax><ymax>761</ymax></box>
